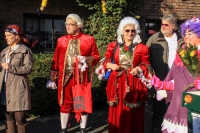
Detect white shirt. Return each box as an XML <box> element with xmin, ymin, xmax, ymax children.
<box><xmin>164</xmin><ymin>33</ymin><xmax>178</xmax><ymax>70</ymax></box>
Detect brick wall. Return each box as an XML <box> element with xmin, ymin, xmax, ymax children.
<box><xmin>0</xmin><ymin>0</ymin><xmax>93</xmax><ymax>28</ymax></box>
<box><xmin>1</xmin><ymin>0</ymin><xmax>200</xmax><ymax>31</ymax></box>
<box><xmin>142</xmin><ymin>0</ymin><xmax>200</xmax><ymax>20</ymax></box>
<box><xmin>0</xmin><ymin>0</ymin><xmax>200</xmax><ymax>49</ymax></box>
<box><xmin>0</xmin><ymin>0</ymin><xmax>94</xmax><ymax>48</ymax></box>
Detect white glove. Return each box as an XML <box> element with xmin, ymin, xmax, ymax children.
<box><xmin>156</xmin><ymin>90</ymin><xmax>167</xmax><ymax>101</ymax></box>
<box><xmin>77</xmin><ymin>55</ymin><xmax>88</xmax><ymax>72</ymax></box>
<box><xmin>46</xmin><ymin>80</ymin><xmax>57</xmax><ymax>89</ymax></box>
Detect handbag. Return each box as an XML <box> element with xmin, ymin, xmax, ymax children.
<box><xmin>72</xmin><ymin>58</ymin><xmax>93</xmax><ymax>113</ymax></box>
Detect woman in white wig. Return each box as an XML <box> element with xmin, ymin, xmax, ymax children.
<box><xmin>96</xmin><ymin>17</ymin><xmax>152</xmax><ymax>133</ymax></box>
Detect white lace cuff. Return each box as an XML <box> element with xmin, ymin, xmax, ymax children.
<box><xmin>77</xmin><ymin>55</ymin><xmax>88</xmax><ymax>72</ymax></box>
<box><xmin>137</xmin><ymin>66</ymin><xmax>152</xmax><ymax>89</ymax></box>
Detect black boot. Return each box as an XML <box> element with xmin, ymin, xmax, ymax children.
<box><xmin>151</xmin><ymin>123</ymin><xmax>162</xmax><ymax>133</ymax></box>
<box><xmin>59</xmin><ymin>128</ymin><xmax>67</xmax><ymax>133</ymax></box>
<box><xmin>80</xmin><ymin>128</ymin><xmax>86</xmax><ymax>133</ymax></box>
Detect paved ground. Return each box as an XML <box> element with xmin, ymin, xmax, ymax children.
<box><xmin>0</xmin><ymin>105</ymin><xmax>152</xmax><ymax>133</ymax></box>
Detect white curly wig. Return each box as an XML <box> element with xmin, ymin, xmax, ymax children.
<box><xmin>66</xmin><ymin>14</ymin><xmax>83</xmax><ymax>28</ymax></box>
<box><xmin>117</xmin><ymin>17</ymin><xmax>141</xmax><ymax>44</ymax></box>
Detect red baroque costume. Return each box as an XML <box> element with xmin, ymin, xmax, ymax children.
<box><xmin>96</xmin><ymin>41</ymin><xmax>152</xmax><ymax>133</ymax></box>
<box><xmin>50</xmin><ymin>32</ymin><xmax>100</xmax><ymax>112</ymax></box>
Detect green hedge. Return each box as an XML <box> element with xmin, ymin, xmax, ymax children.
<box><xmin>29</xmin><ymin>53</ymin><xmax>107</xmax><ymax>116</ymax></box>
<box><xmin>29</xmin><ymin>53</ymin><xmax>59</xmax><ymax>116</ymax></box>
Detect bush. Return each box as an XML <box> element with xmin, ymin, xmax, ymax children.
<box><xmin>92</xmin><ymin>80</ymin><xmax>108</xmax><ymax>111</ymax></box>
<box><xmin>29</xmin><ymin>53</ymin><xmax>59</xmax><ymax>116</ymax></box>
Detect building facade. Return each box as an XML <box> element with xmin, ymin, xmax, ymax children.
<box><xmin>0</xmin><ymin>0</ymin><xmax>199</xmax><ymax>51</ymax></box>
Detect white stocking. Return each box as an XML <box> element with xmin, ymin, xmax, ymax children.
<box><xmin>60</xmin><ymin>112</ymin><xmax>70</xmax><ymax>129</ymax></box>
<box><xmin>80</xmin><ymin>114</ymin><xmax>88</xmax><ymax>128</ymax></box>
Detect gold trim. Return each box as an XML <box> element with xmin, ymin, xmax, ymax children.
<box><xmin>60</xmin><ymin>39</ymin><xmax>71</xmax><ymax>105</ymax></box>
<box><xmin>123</xmin><ymin>101</ymin><xmax>143</xmax><ymax>108</ymax></box>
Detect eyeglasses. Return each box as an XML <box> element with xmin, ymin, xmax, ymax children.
<box><xmin>65</xmin><ymin>23</ymin><xmax>76</xmax><ymax>27</ymax></box>
<box><xmin>184</xmin><ymin>32</ymin><xmax>195</xmax><ymax>37</ymax></box>
<box><xmin>5</xmin><ymin>28</ymin><xmax>18</xmax><ymax>35</ymax></box>
<box><xmin>125</xmin><ymin>29</ymin><xmax>136</xmax><ymax>33</ymax></box>
<box><xmin>161</xmin><ymin>24</ymin><xmax>170</xmax><ymax>27</ymax></box>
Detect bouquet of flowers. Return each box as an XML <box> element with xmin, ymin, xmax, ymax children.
<box><xmin>178</xmin><ymin>43</ymin><xmax>200</xmax><ymax>78</ymax></box>
<box><xmin>177</xmin><ymin>44</ymin><xmax>200</xmax><ymax>91</ymax></box>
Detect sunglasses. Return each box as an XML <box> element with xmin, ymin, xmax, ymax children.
<box><xmin>125</xmin><ymin>29</ymin><xmax>136</xmax><ymax>33</ymax></box>
<box><xmin>65</xmin><ymin>23</ymin><xmax>77</xmax><ymax>27</ymax></box>
<box><xmin>5</xmin><ymin>28</ymin><xmax>18</xmax><ymax>35</ymax></box>
<box><xmin>161</xmin><ymin>24</ymin><xmax>170</xmax><ymax>27</ymax></box>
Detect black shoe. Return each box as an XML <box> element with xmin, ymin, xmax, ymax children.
<box><xmin>151</xmin><ymin>127</ymin><xmax>162</xmax><ymax>133</ymax></box>
<box><xmin>60</xmin><ymin>128</ymin><xmax>67</xmax><ymax>133</ymax></box>
<box><xmin>80</xmin><ymin>128</ymin><xmax>86</xmax><ymax>133</ymax></box>
<box><xmin>151</xmin><ymin>123</ymin><xmax>162</xmax><ymax>133</ymax></box>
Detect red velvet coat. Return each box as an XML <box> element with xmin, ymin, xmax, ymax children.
<box><xmin>50</xmin><ymin>33</ymin><xmax>100</xmax><ymax>105</ymax></box>
<box><xmin>104</xmin><ymin>41</ymin><xmax>150</xmax><ymax>133</ymax></box>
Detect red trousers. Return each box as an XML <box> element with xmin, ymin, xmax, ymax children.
<box><xmin>59</xmin><ymin>77</ymin><xmax>74</xmax><ymax>113</ymax></box>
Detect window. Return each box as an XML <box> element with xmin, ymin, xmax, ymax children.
<box><xmin>23</xmin><ymin>14</ymin><xmax>66</xmax><ymax>53</ymax></box>
<box><xmin>144</xmin><ymin>20</ymin><xmax>161</xmax><ymax>43</ymax></box>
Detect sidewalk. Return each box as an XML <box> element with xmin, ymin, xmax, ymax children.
<box><xmin>0</xmin><ymin>105</ymin><xmax>152</xmax><ymax>133</ymax></box>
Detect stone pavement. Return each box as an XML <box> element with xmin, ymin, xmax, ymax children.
<box><xmin>0</xmin><ymin>105</ymin><xmax>152</xmax><ymax>133</ymax></box>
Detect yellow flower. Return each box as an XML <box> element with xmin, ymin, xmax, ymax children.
<box><xmin>190</xmin><ymin>51</ymin><xmax>196</xmax><ymax>57</ymax></box>
<box><xmin>135</xmin><ymin>15</ymin><xmax>140</xmax><ymax>19</ymax></box>
<box><xmin>179</xmin><ymin>50</ymin><xmax>186</xmax><ymax>58</ymax></box>
<box><xmin>102</xmin><ymin>0</ymin><xmax>107</xmax><ymax>13</ymax></box>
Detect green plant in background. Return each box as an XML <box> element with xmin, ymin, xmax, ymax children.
<box><xmin>76</xmin><ymin>0</ymin><xmax>145</xmax><ymax>54</ymax></box>
<box><xmin>28</xmin><ymin>53</ymin><xmax>59</xmax><ymax>116</ymax></box>
<box><xmin>76</xmin><ymin>0</ymin><xmax>145</xmax><ymax>89</ymax></box>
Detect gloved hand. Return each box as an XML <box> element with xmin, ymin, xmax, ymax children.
<box><xmin>151</xmin><ymin>75</ymin><xmax>162</xmax><ymax>88</ymax></box>
<box><xmin>156</xmin><ymin>90</ymin><xmax>167</xmax><ymax>101</ymax></box>
<box><xmin>194</xmin><ymin>79</ymin><xmax>200</xmax><ymax>89</ymax></box>
<box><xmin>46</xmin><ymin>80</ymin><xmax>57</xmax><ymax>89</ymax></box>
<box><xmin>77</xmin><ymin>55</ymin><xmax>88</xmax><ymax>72</ymax></box>
<box><xmin>151</xmin><ymin>75</ymin><xmax>174</xmax><ymax>90</ymax></box>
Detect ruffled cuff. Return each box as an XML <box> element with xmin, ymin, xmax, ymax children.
<box><xmin>137</xmin><ymin>66</ymin><xmax>152</xmax><ymax>89</ymax></box>
<box><xmin>77</xmin><ymin>55</ymin><xmax>88</xmax><ymax>72</ymax></box>
<box><xmin>95</xmin><ymin>58</ymin><xmax>108</xmax><ymax>80</ymax></box>
<box><xmin>49</xmin><ymin>70</ymin><xmax>59</xmax><ymax>82</ymax></box>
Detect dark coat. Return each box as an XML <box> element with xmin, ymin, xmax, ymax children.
<box><xmin>146</xmin><ymin>32</ymin><xmax>184</xmax><ymax>80</ymax></box>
